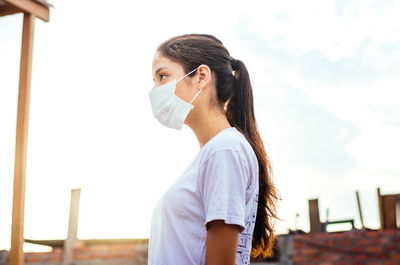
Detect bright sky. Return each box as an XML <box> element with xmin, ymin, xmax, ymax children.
<box><xmin>1</xmin><ymin>0</ymin><xmax>399</xmax><ymax>252</ymax></box>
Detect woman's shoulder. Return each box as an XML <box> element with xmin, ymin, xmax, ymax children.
<box><xmin>200</xmin><ymin>127</ymin><xmax>257</xmax><ymax>165</ymax></box>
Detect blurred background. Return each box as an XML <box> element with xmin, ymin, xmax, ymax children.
<box><xmin>1</xmin><ymin>0</ymin><xmax>399</xmax><ymax>255</ymax></box>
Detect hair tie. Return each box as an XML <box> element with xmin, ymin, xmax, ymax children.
<box><xmin>231</xmin><ymin>57</ymin><xmax>239</xmax><ymax>70</ymax></box>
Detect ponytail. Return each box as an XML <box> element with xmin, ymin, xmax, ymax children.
<box><xmin>226</xmin><ymin>58</ymin><xmax>254</xmax><ymax>136</ymax></box>
<box><xmin>157</xmin><ymin>33</ymin><xmax>281</xmax><ymax>259</ymax></box>
<box><xmin>227</xmin><ymin>58</ymin><xmax>281</xmax><ymax>259</ymax></box>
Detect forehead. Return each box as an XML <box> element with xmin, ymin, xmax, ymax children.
<box><xmin>152</xmin><ymin>52</ymin><xmax>183</xmax><ymax>74</ymax></box>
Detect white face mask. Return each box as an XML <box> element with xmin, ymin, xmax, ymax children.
<box><xmin>149</xmin><ymin>67</ymin><xmax>202</xmax><ymax>130</ymax></box>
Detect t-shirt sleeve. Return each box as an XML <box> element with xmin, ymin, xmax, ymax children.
<box><xmin>198</xmin><ymin>150</ymin><xmax>249</xmax><ymax>233</ymax></box>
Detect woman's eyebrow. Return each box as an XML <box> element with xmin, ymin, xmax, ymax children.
<box><xmin>152</xmin><ymin>67</ymin><xmax>168</xmax><ymax>81</ymax></box>
<box><xmin>155</xmin><ymin>67</ymin><xmax>168</xmax><ymax>75</ymax></box>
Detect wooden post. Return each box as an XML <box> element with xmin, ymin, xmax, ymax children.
<box><xmin>62</xmin><ymin>189</ymin><xmax>81</xmax><ymax>265</ymax></box>
<box><xmin>377</xmin><ymin>188</ymin><xmax>384</xmax><ymax>230</ymax></box>
<box><xmin>396</xmin><ymin>196</ymin><xmax>400</xmax><ymax>228</ymax></box>
<box><xmin>10</xmin><ymin>12</ymin><xmax>35</xmax><ymax>265</ymax></box>
<box><xmin>309</xmin><ymin>198</ymin><xmax>322</xmax><ymax>233</ymax></box>
<box><xmin>356</xmin><ymin>190</ymin><xmax>365</xmax><ymax>229</ymax></box>
<box><xmin>382</xmin><ymin>194</ymin><xmax>398</xmax><ymax>229</ymax></box>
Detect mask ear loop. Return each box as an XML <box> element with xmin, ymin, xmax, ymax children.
<box><xmin>177</xmin><ymin>67</ymin><xmax>198</xmax><ymax>82</ymax></box>
<box><xmin>189</xmin><ymin>87</ymin><xmax>203</xmax><ymax>104</ymax></box>
<box><xmin>176</xmin><ymin>66</ymin><xmax>202</xmax><ymax>104</ymax></box>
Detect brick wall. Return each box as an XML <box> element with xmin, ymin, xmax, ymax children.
<box><xmin>0</xmin><ymin>241</ymin><xmax>148</xmax><ymax>265</ymax></box>
<box><xmin>1</xmin><ymin>230</ymin><xmax>399</xmax><ymax>265</ymax></box>
<box><xmin>293</xmin><ymin>229</ymin><xmax>400</xmax><ymax>265</ymax></box>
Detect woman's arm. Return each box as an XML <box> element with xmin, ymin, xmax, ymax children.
<box><xmin>206</xmin><ymin>220</ymin><xmax>240</xmax><ymax>265</ymax></box>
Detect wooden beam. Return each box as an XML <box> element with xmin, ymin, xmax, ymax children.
<box><xmin>0</xmin><ymin>3</ymin><xmax>22</xmax><ymax>17</ymax></box>
<box><xmin>25</xmin><ymin>238</ymin><xmax>149</xmax><ymax>248</ymax></box>
<box><xmin>10</xmin><ymin>12</ymin><xmax>35</xmax><ymax>265</ymax></box>
<box><xmin>4</xmin><ymin>0</ymin><xmax>49</xmax><ymax>21</ymax></box>
<box><xmin>62</xmin><ymin>189</ymin><xmax>81</xmax><ymax>265</ymax></box>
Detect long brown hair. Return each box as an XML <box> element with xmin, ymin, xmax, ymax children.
<box><xmin>157</xmin><ymin>34</ymin><xmax>281</xmax><ymax>258</ymax></box>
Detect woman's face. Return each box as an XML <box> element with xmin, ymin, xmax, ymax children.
<box><xmin>151</xmin><ymin>51</ymin><xmax>199</xmax><ymax>105</ymax></box>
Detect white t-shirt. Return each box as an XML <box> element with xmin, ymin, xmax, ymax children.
<box><xmin>148</xmin><ymin>127</ymin><xmax>259</xmax><ymax>265</ymax></box>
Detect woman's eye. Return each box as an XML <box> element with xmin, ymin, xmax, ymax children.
<box><xmin>160</xmin><ymin>74</ymin><xmax>166</xmax><ymax>81</ymax></box>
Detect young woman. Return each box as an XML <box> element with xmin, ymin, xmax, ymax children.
<box><xmin>148</xmin><ymin>34</ymin><xmax>280</xmax><ymax>265</ymax></box>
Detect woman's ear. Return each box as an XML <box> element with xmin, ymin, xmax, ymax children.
<box><xmin>197</xmin><ymin>64</ymin><xmax>212</xmax><ymax>90</ymax></box>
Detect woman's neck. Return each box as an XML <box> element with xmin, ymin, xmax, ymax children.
<box><xmin>188</xmin><ymin>110</ymin><xmax>232</xmax><ymax>149</ymax></box>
